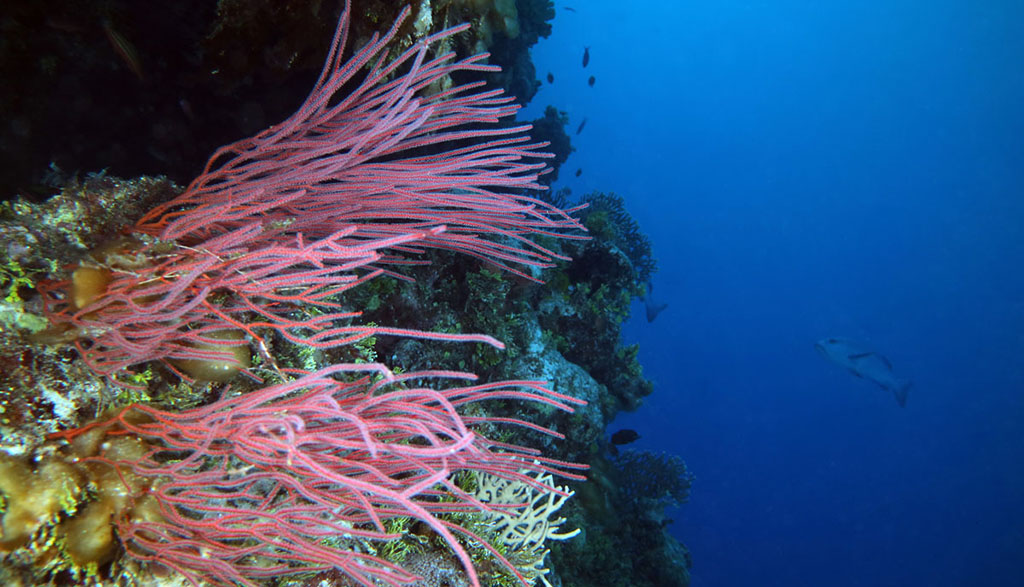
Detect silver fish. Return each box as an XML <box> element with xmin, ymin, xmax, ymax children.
<box><xmin>815</xmin><ymin>337</ymin><xmax>912</xmax><ymax>406</ymax></box>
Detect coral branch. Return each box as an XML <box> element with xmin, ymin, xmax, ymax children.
<box><xmin>57</xmin><ymin>366</ymin><xmax>585</xmax><ymax>587</ymax></box>
<box><xmin>37</xmin><ymin>0</ymin><xmax>585</xmax><ymax>384</ymax></box>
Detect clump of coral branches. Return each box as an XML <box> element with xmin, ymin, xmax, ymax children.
<box><xmin>47</xmin><ymin>365</ymin><xmax>586</xmax><ymax>586</ymax></box>
<box><xmin>36</xmin><ymin>0</ymin><xmax>585</xmax><ymax>386</ymax></box>
<box><xmin>24</xmin><ymin>0</ymin><xmax>591</xmax><ymax>586</ymax></box>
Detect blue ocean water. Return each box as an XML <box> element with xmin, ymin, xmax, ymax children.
<box><xmin>525</xmin><ymin>2</ymin><xmax>1024</xmax><ymax>586</ymax></box>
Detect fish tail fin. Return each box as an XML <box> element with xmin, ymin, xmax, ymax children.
<box><xmin>892</xmin><ymin>379</ymin><xmax>912</xmax><ymax>407</ymax></box>
<box><xmin>645</xmin><ymin>302</ymin><xmax>668</xmax><ymax>323</ymax></box>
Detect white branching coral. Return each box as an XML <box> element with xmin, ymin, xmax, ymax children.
<box><xmin>473</xmin><ymin>467</ymin><xmax>580</xmax><ymax>586</ymax></box>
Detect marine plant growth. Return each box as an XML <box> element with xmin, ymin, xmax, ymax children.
<box><xmin>12</xmin><ymin>2</ymin><xmax>590</xmax><ymax>585</ymax></box>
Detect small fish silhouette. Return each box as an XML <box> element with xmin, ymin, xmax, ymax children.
<box><xmin>576</xmin><ymin>118</ymin><xmax>587</xmax><ymax>135</ymax></box>
<box><xmin>582</xmin><ymin>47</ymin><xmax>590</xmax><ymax>68</ymax></box>
<box><xmin>102</xmin><ymin>20</ymin><xmax>144</xmax><ymax>82</ymax></box>
<box><xmin>611</xmin><ymin>429</ymin><xmax>640</xmax><ymax>445</ymax></box>
<box><xmin>588</xmin><ymin>75</ymin><xmax>596</xmax><ymax>87</ymax></box>
<box><xmin>575</xmin><ymin>168</ymin><xmax>582</xmax><ymax>177</ymax></box>
<box><xmin>564</xmin><ymin>6</ymin><xmax>577</xmax><ymax>12</ymax></box>
<box><xmin>546</xmin><ymin>72</ymin><xmax>554</xmax><ymax>83</ymax></box>
<box><xmin>608</xmin><ymin>428</ymin><xmax>639</xmax><ymax>456</ymax></box>
<box><xmin>642</xmin><ymin>281</ymin><xmax>668</xmax><ymax>323</ymax></box>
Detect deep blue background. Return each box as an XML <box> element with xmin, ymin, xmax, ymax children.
<box><xmin>524</xmin><ymin>1</ymin><xmax>1024</xmax><ymax>585</ymax></box>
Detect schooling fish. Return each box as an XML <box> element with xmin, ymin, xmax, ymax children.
<box><xmin>582</xmin><ymin>47</ymin><xmax>590</xmax><ymax>68</ymax></box>
<box><xmin>547</xmin><ymin>72</ymin><xmax>554</xmax><ymax>83</ymax></box>
<box><xmin>815</xmin><ymin>337</ymin><xmax>912</xmax><ymax>407</ymax></box>
<box><xmin>588</xmin><ymin>75</ymin><xmax>596</xmax><ymax>87</ymax></box>
<box><xmin>576</xmin><ymin>117</ymin><xmax>587</xmax><ymax>135</ymax></box>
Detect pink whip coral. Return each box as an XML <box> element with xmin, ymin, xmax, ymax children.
<box><xmin>29</xmin><ymin>3</ymin><xmax>591</xmax><ymax>584</ymax></box>
<box><xmin>49</xmin><ymin>364</ymin><xmax>587</xmax><ymax>586</ymax></box>
<box><xmin>37</xmin><ymin>0</ymin><xmax>585</xmax><ymax>385</ymax></box>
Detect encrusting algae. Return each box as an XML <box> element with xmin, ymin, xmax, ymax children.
<box><xmin>0</xmin><ymin>416</ymin><xmax>165</xmax><ymax>577</ymax></box>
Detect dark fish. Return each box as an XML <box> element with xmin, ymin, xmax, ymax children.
<box><xmin>575</xmin><ymin>117</ymin><xmax>587</xmax><ymax>135</ymax></box>
<box><xmin>815</xmin><ymin>337</ymin><xmax>912</xmax><ymax>406</ymax></box>
<box><xmin>547</xmin><ymin>72</ymin><xmax>554</xmax><ymax>83</ymax></box>
<box><xmin>611</xmin><ymin>429</ymin><xmax>640</xmax><ymax>445</ymax></box>
<box><xmin>588</xmin><ymin>75</ymin><xmax>596</xmax><ymax>87</ymax></box>
<box><xmin>575</xmin><ymin>168</ymin><xmax>582</xmax><ymax>177</ymax></box>
<box><xmin>582</xmin><ymin>47</ymin><xmax>590</xmax><ymax>68</ymax></box>
<box><xmin>642</xmin><ymin>281</ymin><xmax>668</xmax><ymax>323</ymax></box>
<box><xmin>564</xmin><ymin>6</ymin><xmax>577</xmax><ymax>12</ymax></box>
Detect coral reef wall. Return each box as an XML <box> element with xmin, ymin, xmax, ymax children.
<box><xmin>0</xmin><ymin>1</ymin><xmax>692</xmax><ymax>585</ymax></box>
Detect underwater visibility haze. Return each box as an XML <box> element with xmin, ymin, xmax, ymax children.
<box><xmin>0</xmin><ymin>0</ymin><xmax>1021</xmax><ymax>585</ymax></box>
<box><xmin>529</xmin><ymin>0</ymin><xmax>1024</xmax><ymax>585</ymax></box>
